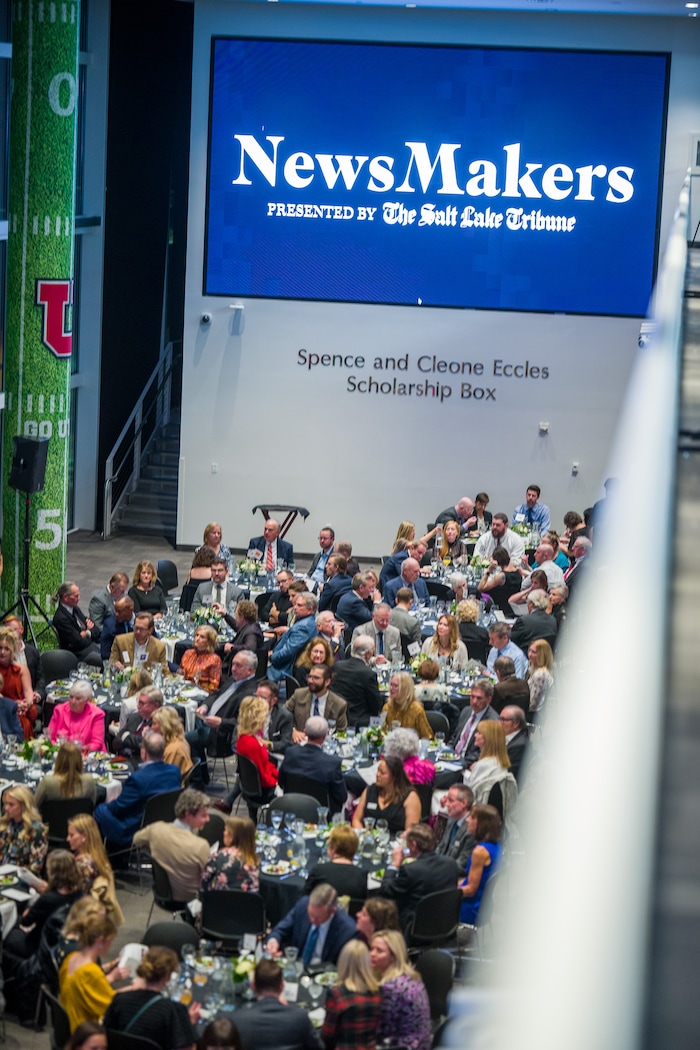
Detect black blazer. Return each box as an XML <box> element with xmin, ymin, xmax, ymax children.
<box><xmin>203</xmin><ymin>676</ymin><xmax>259</xmax><ymax>750</ymax></box>
<box><xmin>304</xmin><ymin>861</ymin><xmax>368</xmax><ymax>900</ymax></box>
<box><xmin>380</xmin><ymin>852</ymin><xmax>462</xmax><ymax>930</ymax></box>
<box><xmin>279</xmin><ymin>744</ymin><xmax>348</xmax><ymax>812</ymax></box>
<box><xmin>331</xmin><ymin>657</ymin><xmax>382</xmax><ymax>727</ymax></box>
<box><xmin>24</xmin><ymin>644</ymin><xmax>46</xmax><ymax>698</ymax></box>
<box><xmin>53</xmin><ymin>603</ymin><xmax>98</xmax><ymax>654</ymax></box>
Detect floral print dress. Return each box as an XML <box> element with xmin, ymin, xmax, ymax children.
<box><xmin>200</xmin><ymin>847</ymin><xmax>259</xmax><ymax>893</ymax></box>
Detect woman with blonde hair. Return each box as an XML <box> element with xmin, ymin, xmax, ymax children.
<box><xmin>128</xmin><ymin>560</ymin><xmax>166</xmax><ymax>617</ymax></box>
<box><xmin>369</xmin><ymin>928</ymin><xmax>431</xmax><ymax>1050</ymax></box>
<box><xmin>151</xmin><ymin>706</ymin><xmax>193</xmax><ymax>779</ymax></box>
<box><xmin>67</xmin><ymin>814</ymin><xmax>124</xmax><ymax>925</ymax></box>
<box><xmin>35</xmin><ymin>742</ymin><xmax>98</xmax><ymax>806</ymax></box>
<box><xmin>178</xmin><ymin>625</ymin><xmax>222</xmax><ymax>693</ymax></box>
<box><xmin>0</xmin><ymin>624</ymin><xmax>36</xmax><ymax>737</ymax></box>
<box><xmin>235</xmin><ymin>696</ymin><xmax>278</xmax><ymax>799</ymax></box>
<box><xmin>196</xmin><ymin>521</ymin><xmax>231</xmax><ymax>562</ymax></box>
<box><xmin>526</xmin><ymin>638</ymin><xmax>555</xmax><ymax>714</ymax></box>
<box><xmin>455</xmin><ymin>599</ymin><xmax>489</xmax><ymax>664</ymax></box>
<box><xmin>103</xmin><ymin>946</ymin><xmax>197</xmax><ymax>1049</ymax></box>
<box><xmin>304</xmin><ymin>823</ymin><xmax>367</xmax><ymax>899</ymax></box>
<box><xmin>200</xmin><ymin>815</ymin><xmax>260</xmax><ymax>893</ymax></box>
<box><xmin>421</xmin><ymin>613</ymin><xmax>469</xmax><ymax>671</ymax></box>
<box><xmin>381</xmin><ymin>672</ymin><xmax>433</xmax><ymax>740</ymax></box>
<box><xmin>322</xmin><ymin>939</ymin><xmax>381</xmax><ymax>1049</ymax></box>
<box><xmin>0</xmin><ymin>783</ymin><xmax>48</xmax><ymax>873</ymax></box>
<box><xmin>469</xmin><ymin>719</ymin><xmax>518</xmax><ymax>822</ymax></box>
<box><xmin>58</xmin><ymin>912</ymin><xmax>131</xmax><ymax>1031</ymax></box>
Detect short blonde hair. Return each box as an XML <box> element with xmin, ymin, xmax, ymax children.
<box><xmin>337</xmin><ymin>939</ymin><xmax>378</xmax><ymax>994</ymax></box>
<box><xmin>193</xmin><ymin>625</ymin><xmax>217</xmax><ymax>653</ymax></box>
<box><xmin>237</xmin><ymin>696</ymin><xmax>268</xmax><ymax>739</ymax></box>
<box><xmin>152</xmin><ymin>706</ymin><xmax>185</xmax><ymax>742</ymax></box>
<box><xmin>371</xmin><ymin>929</ymin><xmax>418</xmax><ymax>983</ymax></box>
<box><xmin>455</xmin><ymin>599</ymin><xmax>479</xmax><ymax>624</ymax></box>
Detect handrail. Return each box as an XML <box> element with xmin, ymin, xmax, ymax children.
<box><xmin>103</xmin><ymin>341</ymin><xmax>179</xmax><ymax>538</ymax></box>
<box><xmin>444</xmin><ymin>176</ymin><xmax>691</xmax><ymax>1050</ymax></box>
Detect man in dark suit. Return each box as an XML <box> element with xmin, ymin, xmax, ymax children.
<box><xmin>317</xmin><ymin>555</ymin><xmax>352</xmax><ymax>613</ymax></box>
<box><xmin>266</xmin><ymin>883</ymin><xmax>357</xmax><ymax>965</ymax></box>
<box><xmin>335</xmin><ymin>573</ymin><xmax>375</xmax><ymax>635</ymax></box>
<box><xmin>501</xmin><ymin>705</ymin><xmax>530</xmax><ymax>782</ymax></box>
<box><xmin>308</xmin><ymin>525</ymin><xmax>336</xmax><ymax>588</ymax></box>
<box><xmin>510</xmin><ymin>590</ymin><xmax>558</xmax><ymax>651</ymax></box>
<box><xmin>248</xmin><ymin>518</ymin><xmax>294</xmax><ymax>570</ymax></box>
<box><xmin>3</xmin><ymin>614</ymin><xmax>46</xmax><ymax>701</ymax></box>
<box><xmin>285</xmin><ymin>665</ymin><xmax>348</xmax><ymax>740</ymax></box>
<box><xmin>230</xmin><ymin>958</ymin><xmax>322</xmax><ymax>1050</ymax></box>
<box><xmin>434</xmin><ymin>496</ymin><xmax>477</xmax><ymax>533</ymax></box>
<box><xmin>190</xmin><ymin>649</ymin><xmax>260</xmax><ymax>761</ymax></box>
<box><xmin>380</xmin><ymin>824</ymin><xmax>462</xmax><ymax>932</ymax></box>
<box><xmin>52</xmin><ymin>581</ymin><xmax>101</xmax><ymax>661</ymax></box>
<box><xmin>95</xmin><ymin>733</ymin><xmax>182</xmax><ymax>850</ymax></box>
<box><xmin>331</xmin><ymin>636</ymin><xmax>382</xmax><ymax>727</ymax></box>
<box><xmin>260</xmin><ymin>568</ymin><xmax>295</xmax><ymax>625</ymax></box>
<box><xmin>279</xmin><ymin>716</ymin><xmax>348</xmax><ymax>813</ymax></box>
<box><xmin>434</xmin><ymin>679</ymin><xmax>499</xmax><ymax>790</ymax></box>
<box><xmin>382</xmin><ymin>559</ymin><xmax>430</xmax><ymax>608</ymax></box>
<box><xmin>112</xmin><ymin>686</ymin><xmax>163</xmax><ymax>758</ymax></box>
<box><xmin>492</xmin><ymin>657</ymin><xmax>531</xmax><ymax>717</ymax></box>
<box><xmin>193</xmin><ymin>556</ymin><xmax>246</xmax><ymax>615</ymax></box>
<box><xmin>99</xmin><ymin>597</ymin><xmax>135</xmax><ymax>661</ymax></box>
<box><xmin>436</xmin><ymin>783</ymin><xmax>475</xmax><ymax>871</ymax></box>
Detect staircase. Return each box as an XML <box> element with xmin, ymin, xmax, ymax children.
<box><xmin>112</xmin><ymin>410</ymin><xmax>180</xmax><ymax>536</ymax></box>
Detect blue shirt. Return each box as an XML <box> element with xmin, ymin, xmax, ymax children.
<box><xmin>487</xmin><ymin>639</ymin><xmax>528</xmax><ymax>678</ymax></box>
<box><xmin>512</xmin><ymin>501</ymin><xmax>550</xmax><ymax>534</ymax></box>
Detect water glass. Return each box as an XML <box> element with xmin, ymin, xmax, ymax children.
<box><xmin>271</xmin><ymin>810</ymin><xmax>283</xmax><ymax>831</ymax></box>
<box><xmin>435</xmin><ymin>732</ymin><xmax>446</xmax><ymax>752</ymax></box>
<box><xmin>316</xmin><ymin>806</ymin><xmax>329</xmax><ymax>827</ymax></box>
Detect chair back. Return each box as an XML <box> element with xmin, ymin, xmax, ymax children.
<box><xmin>182</xmin><ymin>757</ymin><xmax>201</xmax><ymax>788</ymax></box>
<box><xmin>40</xmin><ymin>649</ymin><xmax>78</xmax><ymax>684</ymax></box>
<box><xmin>199</xmin><ymin>809</ymin><xmax>226</xmax><ymax>847</ymax></box>
<box><xmin>266</xmin><ymin>793</ymin><xmax>321</xmax><ymax>824</ymax></box>
<box><xmin>141</xmin><ymin>788</ymin><xmax>182</xmax><ymax>828</ymax></box>
<box><xmin>256</xmin><ymin>646</ymin><xmax>269</xmax><ymax>677</ymax></box>
<box><xmin>285</xmin><ymin>674</ymin><xmax>300</xmax><ymax>699</ymax></box>
<box><xmin>279</xmin><ymin>773</ymin><xmax>330</xmax><ymax>808</ymax></box>
<box><xmin>412</xmin><ymin>782</ymin><xmax>433</xmax><ymax>822</ymax></box>
<box><xmin>179</xmin><ymin>580</ymin><xmax>199</xmax><ymax>612</ymax></box>
<box><xmin>142</xmin><ymin>920</ymin><xmax>199</xmax><ymax>959</ymax></box>
<box><xmin>425</xmin><ymin>710</ymin><xmax>450</xmax><ymax>737</ymax></box>
<box><xmin>425</xmin><ymin>580</ymin><xmax>452</xmax><ymax>601</ymax></box>
<box><xmin>236</xmin><ymin>752</ymin><xmax>263</xmax><ymax>796</ymax></box>
<box><xmin>414</xmin><ymin>949</ymin><xmax>455</xmax><ymax>1020</ymax></box>
<box><xmin>254</xmin><ymin>592</ymin><xmax>269</xmax><ymax>617</ymax></box>
<box><xmin>408</xmin><ymin>887</ymin><xmax>462</xmax><ymax>946</ymax></box>
<box><xmin>40</xmin><ymin>984</ymin><xmax>71</xmax><ymax>1050</ymax></box>
<box><xmin>40</xmin><ymin>796</ymin><xmax>95</xmax><ymax>845</ymax></box>
<box><xmin>107</xmin><ymin>1031</ymin><xmax>162</xmax><ymax>1050</ymax></box>
<box><xmin>151</xmin><ymin>857</ymin><xmax>186</xmax><ymax>909</ymax></box>
<box><xmin>156</xmin><ymin>559</ymin><xmax>179</xmax><ymax>595</ymax></box>
<box><xmin>200</xmin><ymin>889</ymin><xmax>266</xmax><ymax>948</ymax></box>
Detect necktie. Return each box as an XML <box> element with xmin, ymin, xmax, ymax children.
<box><xmin>377</xmin><ymin>632</ymin><xmax>384</xmax><ymax>656</ymax></box>
<box><xmin>313</xmin><ymin>696</ymin><xmax>320</xmax><ymax>717</ymax></box>
<box><xmin>456</xmin><ymin>714</ymin><xmax>475</xmax><ymax>756</ymax></box>
<box><xmin>215</xmin><ymin>585</ymin><xmax>222</xmax><ymax>605</ymax></box>
<box><xmin>266</xmin><ymin>544</ymin><xmax>274</xmax><ymax>571</ymax></box>
<box><xmin>302</xmin><ymin>924</ymin><xmax>320</xmax><ymax>965</ymax></box>
<box><xmin>496</xmin><ymin>537</ymin><xmax>502</xmax><ymax>548</ymax></box>
<box><xmin>447</xmin><ymin>821</ymin><xmax>459</xmax><ymax>848</ymax></box>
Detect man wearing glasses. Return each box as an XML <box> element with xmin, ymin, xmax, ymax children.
<box><xmin>500</xmin><ymin>706</ymin><xmax>530</xmax><ymax>783</ymax></box>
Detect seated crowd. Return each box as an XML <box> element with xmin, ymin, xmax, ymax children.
<box><xmin>0</xmin><ymin>488</ymin><xmax>598</xmax><ymax>1047</ymax></box>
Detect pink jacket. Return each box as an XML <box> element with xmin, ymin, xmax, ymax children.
<box><xmin>48</xmin><ymin>702</ymin><xmax>106</xmax><ymax>751</ymax></box>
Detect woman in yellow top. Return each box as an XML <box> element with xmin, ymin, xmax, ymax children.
<box><xmin>178</xmin><ymin>625</ymin><xmax>222</xmax><ymax>693</ymax></box>
<box><xmin>151</xmin><ymin>705</ymin><xmax>194</xmax><ymax>780</ymax></box>
<box><xmin>381</xmin><ymin>673</ymin><xmax>434</xmax><ymax>740</ymax></box>
<box><xmin>59</xmin><ymin>913</ymin><xmax>131</xmax><ymax>1031</ymax></box>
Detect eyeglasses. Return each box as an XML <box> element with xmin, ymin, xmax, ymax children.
<box><xmin>499</xmin><ymin>716</ymin><xmax>515</xmax><ymax>723</ymax></box>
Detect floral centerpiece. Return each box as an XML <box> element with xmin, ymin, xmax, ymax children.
<box><xmin>190</xmin><ymin>606</ymin><xmax>224</xmax><ymax>629</ymax></box>
<box><xmin>409</xmin><ymin>652</ymin><xmax>428</xmax><ymax>676</ymax></box>
<box><xmin>238</xmin><ymin>557</ymin><xmax>265</xmax><ymax>579</ymax></box>
<box><xmin>364</xmin><ymin>723</ymin><xmax>386</xmax><ymax>750</ymax></box>
<box><xmin>19</xmin><ymin>736</ymin><xmax>60</xmax><ymax>762</ymax></box>
<box><xmin>232</xmin><ymin>952</ymin><xmax>256</xmax><ymax>989</ymax></box>
<box><xmin>469</xmin><ymin>554</ymin><xmax>491</xmax><ymax>574</ymax></box>
<box><xmin>510</xmin><ymin>522</ymin><xmax>530</xmax><ymax>538</ymax></box>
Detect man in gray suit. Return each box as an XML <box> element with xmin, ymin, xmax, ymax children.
<box><xmin>436</xmin><ymin>783</ymin><xmax>475</xmax><ymax>871</ymax></box>
<box><xmin>389</xmin><ymin>588</ymin><xmax>422</xmax><ymax>657</ymax></box>
<box><xmin>230</xmin><ymin>958</ymin><xmax>321</xmax><ymax>1050</ymax></box>
<box><xmin>351</xmin><ymin>603</ymin><xmax>402</xmax><ymax>664</ymax></box>
<box><xmin>192</xmin><ymin>556</ymin><xmax>245</xmax><ymax>615</ymax></box>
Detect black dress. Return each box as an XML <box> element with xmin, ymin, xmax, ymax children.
<box><xmin>103</xmin><ymin>989</ymin><xmax>195</xmax><ymax>1050</ymax></box>
<box><xmin>128</xmin><ymin>583</ymin><xmax>167</xmax><ymax>615</ymax></box>
<box><xmin>363</xmin><ymin>784</ymin><xmax>407</xmax><ymax>836</ymax></box>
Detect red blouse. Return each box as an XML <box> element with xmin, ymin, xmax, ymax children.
<box><xmin>236</xmin><ymin>733</ymin><xmax>279</xmax><ymax>789</ymax></box>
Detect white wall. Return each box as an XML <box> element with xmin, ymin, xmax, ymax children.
<box><xmin>179</xmin><ymin>1</ymin><xmax>700</xmax><ymax>557</ymax></box>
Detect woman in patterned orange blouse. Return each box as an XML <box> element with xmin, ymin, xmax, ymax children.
<box><xmin>178</xmin><ymin>625</ymin><xmax>222</xmax><ymax>693</ymax></box>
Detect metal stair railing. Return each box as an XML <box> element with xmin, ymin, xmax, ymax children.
<box><xmin>103</xmin><ymin>340</ymin><xmax>180</xmax><ymax>539</ymax></box>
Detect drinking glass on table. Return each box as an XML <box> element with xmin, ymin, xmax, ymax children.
<box><xmin>435</xmin><ymin>732</ymin><xmax>446</xmax><ymax>752</ymax></box>
<box><xmin>271</xmin><ymin>810</ymin><xmax>283</xmax><ymax>832</ymax></box>
<box><xmin>308</xmin><ymin>980</ymin><xmax>323</xmax><ymax>1010</ymax></box>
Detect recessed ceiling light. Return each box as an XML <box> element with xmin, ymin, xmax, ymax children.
<box><xmin>686</xmin><ymin>2</ymin><xmax>699</xmax><ymax>7</ymax></box>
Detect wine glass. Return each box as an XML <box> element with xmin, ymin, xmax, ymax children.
<box><xmin>271</xmin><ymin>810</ymin><xmax>283</xmax><ymax>832</ymax></box>
<box><xmin>182</xmin><ymin>943</ymin><xmax>196</xmax><ymax>974</ymax></box>
<box><xmin>308</xmin><ymin>980</ymin><xmax>323</xmax><ymax>1011</ymax></box>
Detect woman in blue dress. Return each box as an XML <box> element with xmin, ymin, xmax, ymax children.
<box><xmin>459</xmin><ymin>803</ymin><xmax>502</xmax><ymax>924</ymax></box>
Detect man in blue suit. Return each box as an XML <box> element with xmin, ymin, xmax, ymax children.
<box><xmin>268</xmin><ymin>592</ymin><xmax>319</xmax><ymax>682</ymax></box>
<box><xmin>335</xmin><ymin>573</ymin><xmax>374</xmax><ymax>634</ymax></box>
<box><xmin>382</xmin><ymin>558</ymin><xmax>430</xmax><ymax>608</ymax></box>
<box><xmin>317</xmin><ymin>554</ymin><xmax>352</xmax><ymax>612</ymax></box>
<box><xmin>266</xmin><ymin>884</ymin><xmax>357</xmax><ymax>965</ymax></box>
<box><xmin>248</xmin><ymin>519</ymin><xmax>294</xmax><ymax>570</ymax></box>
<box><xmin>279</xmin><ymin>715</ymin><xmax>348</xmax><ymax>813</ymax></box>
<box><xmin>95</xmin><ymin>732</ymin><xmax>182</xmax><ymax>850</ymax></box>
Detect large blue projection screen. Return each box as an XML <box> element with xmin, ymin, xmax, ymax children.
<box><xmin>205</xmin><ymin>39</ymin><xmax>668</xmax><ymax>316</ymax></box>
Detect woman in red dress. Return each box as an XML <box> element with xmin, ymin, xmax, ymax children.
<box><xmin>234</xmin><ymin>696</ymin><xmax>278</xmax><ymax>805</ymax></box>
<box><xmin>0</xmin><ymin>626</ymin><xmax>37</xmax><ymax>738</ymax></box>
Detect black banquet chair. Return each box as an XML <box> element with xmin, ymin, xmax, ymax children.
<box><xmin>147</xmin><ymin>858</ymin><xmax>189</xmax><ymax>924</ymax></box>
<box><xmin>414</xmin><ymin>948</ymin><xmax>455</xmax><ymax>1023</ymax></box>
<box><xmin>40</xmin><ymin>649</ymin><xmax>78</xmax><ymax>685</ymax></box>
<box><xmin>279</xmin><ymin>773</ymin><xmax>330</xmax><ymax>810</ymax></box>
<box><xmin>265</xmin><ymin>793</ymin><xmax>321</xmax><ymax>825</ymax></box>
<box><xmin>236</xmin><ymin>752</ymin><xmax>272</xmax><ymax>822</ymax></box>
<box><xmin>39</xmin><ymin>797</ymin><xmax>95</xmax><ymax>848</ymax></box>
<box><xmin>40</xmin><ymin>984</ymin><xmax>71</xmax><ymax>1050</ymax></box>
<box><xmin>200</xmin><ymin>889</ymin><xmax>267</xmax><ymax>950</ymax></box>
<box><xmin>142</xmin><ymin>919</ymin><xmax>199</xmax><ymax>959</ymax></box>
<box><xmin>425</xmin><ymin>709</ymin><xmax>451</xmax><ymax>738</ymax></box>
<box><xmin>406</xmin><ymin>887</ymin><xmax>463</xmax><ymax>950</ymax></box>
<box><xmin>156</xmin><ymin>558</ymin><xmax>179</xmax><ymax>595</ymax></box>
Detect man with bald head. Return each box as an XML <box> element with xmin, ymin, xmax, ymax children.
<box><xmin>519</xmin><ymin>541</ymin><xmax>564</xmax><ymax>589</ymax></box>
<box><xmin>382</xmin><ymin>558</ymin><xmax>430</xmax><ymax>608</ymax></box>
<box><xmin>435</xmin><ymin>496</ymin><xmax>476</xmax><ymax>533</ymax></box>
<box><xmin>248</xmin><ymin>518</ymin><xmax>295</xmax><ymax>570</ymax></box>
